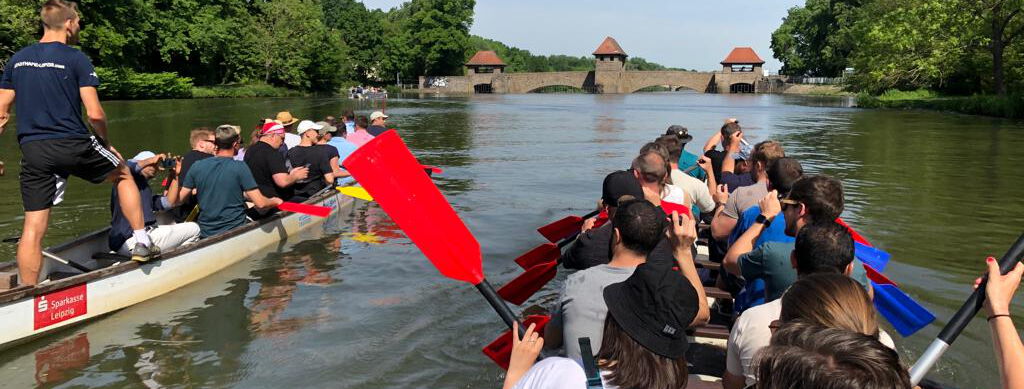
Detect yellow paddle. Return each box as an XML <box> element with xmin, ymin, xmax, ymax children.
<box><xmin>337</xmin><ymin>186</ymin><xmax>374</xmax><ymax>201</ymax></box>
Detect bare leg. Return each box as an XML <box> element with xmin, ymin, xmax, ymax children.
<box><xmin>109</xmin><ymin>165</ymin><xmax>145</xmax><ymax>231</ymax></box>
<box><xmin>16</xmin><ymin>209</ymin><xmax>50</xmax><ymax>286</ymax></box>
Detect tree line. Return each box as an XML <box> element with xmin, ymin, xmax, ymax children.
<box><xmin>0</xmin><ymin>0</ymin><xmax>679</xmax><ymax>97</ymax></box>
<box><xmin>771</xmin><ymin>0</ymin><xmax>1024</xmax><ymax>95</ymax></box>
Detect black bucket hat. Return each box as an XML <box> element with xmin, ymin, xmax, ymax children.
<box><xmin>665</xmin><ymin>125</ymin><xmax>693</xmax><ymax>143</ymax></box>
<box><xmin>603</xmin><ymin>262</ymin><xmax>699</xmax><ymax>358</ymax></box>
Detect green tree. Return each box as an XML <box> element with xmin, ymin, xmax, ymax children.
<box><xmin>770</xmin><ymin>0</ymin><xmax>862</xmax><ymax>76</ymax></box>
<box><xmin>404</xmin><ymin>0</ymin><xmax>475</xmax><ymax>76</ymax></box>
<box><xmin>249</xmin><ymin>0</ymin><xmax>327</xmax><ymax>89</ymax></box>
<box><xmin>0</xmin><ymin>0</ymin><xmax>38</xmax><ymax>70</ymax></box>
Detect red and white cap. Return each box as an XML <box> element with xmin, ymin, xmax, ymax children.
<box><xmin>261</xmin><ymin>122</ymin><xmax>286</xmax><ymax>135</ymax></box>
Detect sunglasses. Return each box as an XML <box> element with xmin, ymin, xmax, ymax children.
<box><xmin>780</xmin><ymin>198</ymin><xmax>800</xmax><ymax>211</ymax></box>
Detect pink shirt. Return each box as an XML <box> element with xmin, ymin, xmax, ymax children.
<box><xmin>346</xmin><ymin>129</ymin><xmax>375</xmax><ymax>147</ymax></box>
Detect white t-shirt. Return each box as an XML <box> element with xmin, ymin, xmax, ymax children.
<box><xmin>671</xmin><ymin>169</ymin><xmax>715</xmax><ymax>213</ymax></box>
<box><xmin>284</xmin><ymin>133</ymin><xmax>301</xmax><ymax>149</ymax></box>
<box><xmin>661</xmin><ymin>183</ymin><xmax>687</xmax><ymax>205</ymax></box>
<box><xmin>512</xmin><ymin>357</ymin><xmax>588</xmax><ymax>389</ymax></box>
<box><xmin>726</xmin><ymin>299</ymin><xmax>897</xmax><ymax>387</ymax></box>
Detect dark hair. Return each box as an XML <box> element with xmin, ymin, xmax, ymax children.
<box><xmin>633</xmin><ymin>142</ymin><xmax>670</xmax><ymax>185</ymax></box>
<box><xmin>780</xmin><ymin>274</ymin><xmax>878</xmax><ymax>336</ymax></box>
<box><xmin>720</xmin><ymin>122</ymin><xmax>741</xmax><ymax>148</ymax></box>
<box><xmin>355</xmin><ymin>116</ymin><xmax>369</xmax><ymax>129</ymax></box>
<box><xmin>794</xmin><ymin>221</ymin><xmax>854</xmax><ymax>275</ymax></box>
<box><xmin>788</xmin><ymin>175</ymin><xmax>844</xmax><ymax>222</ymax></box>
<box><xmin>612</xmin><ymin>199</ymin><xmax>665</xmax><ymax>256</ymax></box>
<box><xmin>654</xmin><ymin>134</ymin><xmax>683</xmax><ymax>162</ymax></box>
<box><xmin>767</xmin><ymin>157</ymin><xmax>803</xmax><ymax>195</ymax></box>
<box><xmin>214</xmin><ymin>125</ymin><xmax>240</xmax><ymax>149</ymax></box>
<box><xmin>343</xmin><ymin>110</ymin><xmax>355</xmax><ymax>121</ymax></box>
<box><xmin>597</xmin><ymin>314</ymin><xmax>689</xmax><ymax>389</ymax></box>
<box><xmin>755</xmin><ymin>321</ymin><xmax>910</xmax><ymax>389</ymax></box>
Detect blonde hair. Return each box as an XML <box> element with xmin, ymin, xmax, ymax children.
<box><xmin>41</xmin><ymin>0</ymin><xmax>78</xmax><ymax>31</ymax></box>
<box><xmin>780</xmin><ymin>273</ymin><xmax>878</xmax><ymax>336</ymax></box>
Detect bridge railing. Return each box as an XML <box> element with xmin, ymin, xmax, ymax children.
<box><xmin>787</xmin><ymin>76</ymin><xmax>844</xmax><ymax>85</ymax></box>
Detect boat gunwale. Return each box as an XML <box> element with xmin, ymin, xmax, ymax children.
<box><xmin>0</xmin><ymin>186</ymin><xmax>344</xmax><ymax>304</ymax></box>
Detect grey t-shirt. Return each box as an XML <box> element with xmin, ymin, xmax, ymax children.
<box><xmin>552</xmin><ymin>264</ymin><xmax>636</xmax><ymax>361</ymax></box>
<box><xmin>723</xmin><ymin>181</ymin><xmax>768</xmax><ymax>219</ymax></box>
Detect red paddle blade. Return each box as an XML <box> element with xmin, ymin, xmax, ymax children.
<box><xmin>482</xmin><ymin>315</ymin><xmax>551</xmax><ymax>370</ymax></box>
<box><xmin>864</xmin><ymin>263</ymin><xmax>897</xmax><ymax>286</ymax></box>
<box><xmin>497</xmin><ymin>260</ymin><xmax>558</xmax><ymax>305</ymax></box>
<box><xmin>514</xmin><ymin>243</ymin><xmax>561</xmax><ymax>270</ymax></box>
<box><xmin>660</xmin><ymin>201</ymin><xmax>692</xmax><ymax>218</ymax></box>
<box><xmin>836</xmin><ymin>218</ymin><xmax>872</xmax><ymax>246</ymax></box>
<box><xmin>343</xmin><ymin>130</ymin><xmax>484</xmax><ymax>284</ymax></box>
<box><xmin>278</xmin><ymin>202</ymin><xmax>331</xmax><ymax>218</ymax></box>
<box><xmin>537</xmin><ymin>215</ymin><xmax>583</xmax><ymax>243</ymax></box>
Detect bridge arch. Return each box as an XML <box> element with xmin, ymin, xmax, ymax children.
<box><xmin>729</xmin><ymin>83</ymin><xmax>754</xmax><ymax>93</ymax></box>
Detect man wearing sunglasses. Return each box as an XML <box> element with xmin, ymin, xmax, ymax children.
<box><xmin>174</xmin><ymin>127</ymin><xmax>215</xmax><ymax>222</ymax></box>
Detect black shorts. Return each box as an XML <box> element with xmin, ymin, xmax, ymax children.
<box><xmin>20</xmin><ymin>136</ymin><xmax>121</xmax><ymax>211</ymax></box>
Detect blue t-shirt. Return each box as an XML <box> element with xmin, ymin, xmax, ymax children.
<box><xmin>678</xmin><ymin>149</ymin><xmax>706</xmax><ymax>181</ymax></box>
<box><xmin>327</xmin><ymin>136</ymin><xmax>358</xmax><ymax>167</ymax></box>
<box><xmin>729</xmin><ymin>205</ymin><xmax>794</xmax><ymax>248</ymax></box>
<box><xmin>182</xmin><ymin>157</ymin><xmax>259</xmax><ymax>238</ymax></box>
<box><xmin>0</xmin><ymin>42</ymin><xmax>99</xmax><ymax>144</ymax></box>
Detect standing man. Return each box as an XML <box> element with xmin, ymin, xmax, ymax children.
<box><xmin>244</xmin><ymin>122</ymin><xmax>308</xmax><ymax>207</ymax></box>
<box><xmin>0</xmin><ymin>0</ymin><xmax>154</xmax><ymax>283</ymax></box>
<box><xmin>367</xmin><ymin>111</ymin><xmax>389</xmax><ymax>136</ymax></box>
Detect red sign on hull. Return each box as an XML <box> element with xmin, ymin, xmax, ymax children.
<box><xmin>33</xmin><ymin>284</ymin><xmax>87</xmax><ymax>330</ymax></box>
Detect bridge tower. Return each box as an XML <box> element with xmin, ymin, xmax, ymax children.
<box><xmin>593</xmin><ymin>36</ymin><xmax>627</xmax><ymax>93</ymax></box>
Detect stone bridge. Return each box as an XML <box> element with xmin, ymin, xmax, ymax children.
<box><xmin>418</xmin><ymin>38</ymin><xmax>767</xmax><ymax>94</ymax></box>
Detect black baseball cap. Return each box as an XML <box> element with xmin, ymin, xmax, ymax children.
<box><xmin>603</xmin><ymin>262</ymin><xmax>699</xmax><ymax>358</ymax></box>
<box><xmin>601</xmin><ymin>170</ymin><xmax>644</xmax><ymax>207</ymax></box>
<box><xmin>665</xmin><ymin>125</ymin><xmax>693</xmax><ymax>143</ymax></box>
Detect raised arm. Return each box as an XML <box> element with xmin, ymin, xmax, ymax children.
<box><xmin>723</xmin><ymin>191</ymin><xmax>779</xmax><ymax>276</ymax></box>
<box><xmin>80</xmin><ymin>87</ymin><xmax>108</xmax><ymax>140</ymax></box>
<box><xmin>703</xmin><ymin>131</ymin><xmax>721</xmax><ymax>152</ymax></box>
<box><xmin>668</xmin><ymin>210</ymin><xmax>710</xmax><ymax>327</ymax></box>
<box><xmin>978</xmin><ymin>257</ymin><xmax>1024</xmax><ymax>389</ymax></box>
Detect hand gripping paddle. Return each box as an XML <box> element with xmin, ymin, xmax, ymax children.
<box><xmin>342</xmin><ymin>130</ymin><xmax>526</xmax><ymax>367</ymax></box>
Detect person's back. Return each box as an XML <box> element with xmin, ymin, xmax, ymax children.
<box><xmin>326</xmin><ymin>134</ymin><xmax>357</xmax><ymax>165</ymax></box>
<box><xmin>182</xmin><ymin>157</ymin><xmax>256</xmax><ymax>237</ymax></box>
<box><xmin>3</xmin><ymin>42</ymin><xmax>95</xmax><ymax>144</ymax></box>
<box><xmin>346</xmin><ymin>116</ymin><xmax>374</xmax><ymax>147</ymax></box>
<box><xmin>558</xmin><ymin>263</ymin><xmax>635</xmax><ymax>360</ymax></box>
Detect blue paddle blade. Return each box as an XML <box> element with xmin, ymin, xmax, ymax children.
<box><xmin>856</xmin><ymin>242</ymin><xmax>891</xmax><ymax>272</ymax></box>
<box><xmin>872</xmin><ymin>282</ymin><xmax>935</xmax><ymax>337</ymax></box>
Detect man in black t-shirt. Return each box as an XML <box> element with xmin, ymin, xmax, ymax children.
<box><xmin>0</xmin><ymin>1</ymin><xmax>154</xmax><ymax>284</ymax></box>
<box><xmin>701</xmin><ymin>121</ymin><xmax>742</xmax><ymax>184</ymax></box>
<box><xmin>244</xmin><ymin>122</ymin><xmax>308</xmax><ymax>207</ymax></box>
<box><xmin>175</xmin><ymin>127</ymin><xmax>215</xmax><ymax>221</ymax></box>
<box><xmin>287</xmin><ymin>120</ymin><xmax>334</xmax><ymax>200</ymax></box>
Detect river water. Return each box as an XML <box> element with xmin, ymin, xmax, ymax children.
<box><xmin>0</xmin><ymin>93</ymin><xmax>1022</xmax><ymax>388</ymax></box>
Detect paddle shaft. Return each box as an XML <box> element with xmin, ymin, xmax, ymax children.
<box><xmin>909</xmin><ymin>232</ymin><xmax>1024</xmax><ymax>385</ymax></box>
<box><xmin>3</xmin><ymin>236</ymin><xmax>92</xmax><ymax>273</ymax></box>
<box><xmin>476</xmin><ymin>279</ymin><xmax>526</xmax><ymax>337</ymax></box>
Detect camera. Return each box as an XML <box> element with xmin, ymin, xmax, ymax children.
<box><xmin>160</xmin><ymin>157</ymin><xmax>178</xmax><ymax>169</ymax></box>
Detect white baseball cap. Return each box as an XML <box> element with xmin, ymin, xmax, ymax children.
<box><xmin>369</xmin><ymin>111</ymin><xmax>389</xmax><ymax>121</ymax></box>
<box><xmin>131</xmin><ymin>151</ymin><xmax>156</xmax><ymax>162</ymax></box>
<box><xmin>296</xmin><ymin>120</ymin><xmax>324</xmax><ymax>134</ymax></box>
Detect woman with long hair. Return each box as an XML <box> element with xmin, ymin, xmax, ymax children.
<box><xmin>503</xmin><ymin>262</ymin><xmax>700</xmax><ymax>389</ymax></box>
<box><xmin>777</xmin><ymin>273</ymin><xmax>895</xmax><ymax>348</ymax></box>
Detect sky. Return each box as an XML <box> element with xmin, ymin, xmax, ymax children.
<box><xmin>359</xmin><ymin>0</ymin><xmax>803</xmax><ymax>73</ymax></box>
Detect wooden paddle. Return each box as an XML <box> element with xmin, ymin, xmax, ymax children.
<box><xmin>342</xmin><ymin>130</ymin><xmax>527</xmax><ymax>367</ymax></box>
<box><xmin>909</xmin><ymin>232</ymin><xmax>1024</xmax><ymax>385</ymax></box>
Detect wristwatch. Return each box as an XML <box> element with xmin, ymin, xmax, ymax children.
<box><xmin>755</xmin><ymin>214</ymin><xmax>773</xmax><ymax>227</ymax></box>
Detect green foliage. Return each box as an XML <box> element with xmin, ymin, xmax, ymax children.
<box><xmin>0</xmin><ymin>0</ymin><xmax>38</xmax><ymax>70</ymax></box>
<box><xmin>95</xmin><ymin>67</ymin><xmax>193</xmax><ymax>100</ymax></box>
<box><xmin>192</xmin><ymin>83</ymin><xmax>305</xmax><ymax>98</ymax></box>
<box><xmin>857</xmin><ymin>90</ymin><xmax>1024</xmax><ymax>118</ymax></box>
<box><xmin>776</xmin><ymin>0</ymin><xmax>1024</xmax><ymax>95</ymax></box>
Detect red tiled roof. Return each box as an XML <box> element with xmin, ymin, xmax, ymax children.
<box><xmin>721</xmin><ymin>47</ymin><xmax>764</xmax><ymax>65</ymax></box>
<box><xmin>593</xmin><ymin>36</ymin><xmax>627</xmax><ymax>56</ymax></box>
<box><xmin>466</xmin><ymin>50</ymin><xmax>506</xmax><ymax>66</ymax></box>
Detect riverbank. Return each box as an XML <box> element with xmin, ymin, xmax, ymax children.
<box><xmin>191</xmin><ymin>83</ymin><xmax>308</xmax><ymax>98</ymax></box>
<box><xmin>857</xmin><ymin>90</ymin><xmax>1024</xmax><ymax>119</ymax></box>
